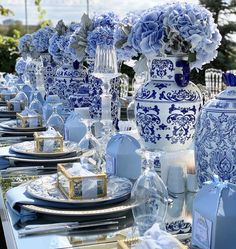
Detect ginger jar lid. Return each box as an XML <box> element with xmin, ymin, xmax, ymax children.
<box><xmin>216</xmin><ymin>73</ymin><xmax>236</xmax><ymax>100</ymax></box>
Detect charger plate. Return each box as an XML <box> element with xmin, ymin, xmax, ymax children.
<box><xmin>7</xmin><ymin>155</ymin><xmax>80</xmax><ymax>164</ymax></box>
<box><xmin>26</xmin><ymin>175</ymin><xmax>132</xmax><ymax>207</ymax></box>
<box><xmin>10</xmin><ymin>141</ymin><xmax>79</xmax><ymax>157</ymax></box>
<box><xmin>0</xmin><ymin>120</ymin><xmax>46</xmax><ymax>132</ymax></box>
<box><xmin>21</xmin><ymin>199</ymin><xmax>135</xmax><ymax>216</ymax></box>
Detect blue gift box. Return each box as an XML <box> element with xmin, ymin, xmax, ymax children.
<box><xmin>105</xmin><ymin>133</ymin><xmax>141</xmax><ymax>180</ymax></box>
<box><xmin>192</xmin><ymin>176</ymin><xmax>236</xmax><ymax>249</ymax></box>
<box><xmin>64</xmin><ymin>111</ymin><xmax>86</xmax><ymax>143</ymax></box>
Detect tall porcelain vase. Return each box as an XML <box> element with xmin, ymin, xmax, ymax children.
<box><xmin>195</xmin><ymin>73</ymin><xmax>236</xmax><ymax>186</ymax></box>
<box><xmin>87</xmin><ymin>58</ymin><xmax>120</xmax><ymax>124</ymax></box>
<box><xmin>52</xmin><ymin>60</ymin><xmax>90</xmax><ymax>109</ymax></box>
<box><xmin>135</xmin><ymin>55</ymin><xmax>202</xmax><ymax>151</ymax></box>
<box><xmin>40</xmin><ymin>53</ymin><xmax>58</xmax><ymax>95</ymax></box>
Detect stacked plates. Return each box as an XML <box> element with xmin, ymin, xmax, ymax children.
<box><xmin>5</xmin><ymin>140</ymin><xmax>81</xmax><ymax>165</ymax></box>
<box><xmin>22</xmin><ymin>174</ymin><xmax>135</xmax><ymax>217</ymax></box>
<box><xmin>0</xmin><ymin>106</ymin><xmax>17</xmax><ymax>118</ymax></box>
<box><xmin>0</xmin><ymin>119</ymin><xmax>46</xmax><ymax>137</ymax></box>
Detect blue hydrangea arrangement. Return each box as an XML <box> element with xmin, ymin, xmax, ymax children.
<box><xmin>127</xmin><ymin>3</ymin><xmax>222</xmax><ymax>69</ymax></box>
<box><xmin>32</xmin><ymin>26</ymin><xmax>55</xmax><ymax>53</ymax></box>
<box><xmin>18</xmin><ymin>34</ymin><xmax>39</xmax><ymax>59</ymax></box>
<box><xmin>48</xmin><ymin>20</ymin><xmax>79</xmax><ymax>63</ymax></box>
<box><xmin>114</xmin><ymin>11</ymin><xmax>142</xmax><ymax>61</ymax></box>
<box><xmin>69</xmin><ymin>12</ymin><xmax>119</xmax><ymax>61</ymax></box>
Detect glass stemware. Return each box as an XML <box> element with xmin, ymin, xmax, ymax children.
<box><xmin>131</xmin><ymin>148</ymin><xmax>169</xmax><ymax>235</ymax></box>
<box><xmin>78</xmin><ymin>117</ymin><xmax>103</xmax><ymax>172</ymax></box>
<box><xmin>47</xmin><ymin>102</ymin><xmax>64</xmax><ymax>136</ymax></box>
<box><xmin>92</xmin><ymin>45</ymin><xmax>121</xmax><ymax>152</ymax></box>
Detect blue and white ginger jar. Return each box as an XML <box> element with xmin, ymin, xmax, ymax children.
<box><xmin>52</xmin><ymin>61</ymin><xmax>90</xmax><ymax>109</ymax></box>
<box><xmin>135</xmin><ymin>55</ymin><xmax>202</xmax><ymax>151</ymax></box>
<box><xmin>87</xmin><ymin>58</ymin><xmax>120</xmax><ymax>125</ymax></box>
<box><xmin>195</xmin><ymin>72</ymin><xmax>236</xmax><ymax>186</ymax></box>
<box><xmin>41</xmin><ymin>53</ymin><xmax>58</xmax><ymax>95</ymax></box>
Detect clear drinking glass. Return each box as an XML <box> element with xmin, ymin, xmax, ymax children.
<box><xmin>47</xmin><ymin>103</ymin><xmax>64</xmax><ymax>136</ymax></box>
<box><xmin>131</xmin><ymin>148</ymin><xmax>169</xmax><ymax>235</ymax></box>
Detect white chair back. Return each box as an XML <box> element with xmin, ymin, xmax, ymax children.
<box><xmin>205</xmin><ymin>68</ymin><xmax>224</xmax><ymax>99</ymax></box>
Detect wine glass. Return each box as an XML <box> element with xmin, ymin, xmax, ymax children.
<box><xmin>131</xmin><ymin>148</ymin><xmax>169</xmax><ymax>235</ymax></box>
<box><xmin>78</xmin><ymin>115</ymin><xmax>103</xmax><ymax>172</ymax></box>
<box><xmin>92</xmin><ymin>45</ymin><xmax>121</xmax><ymax>151</ymax></box>
<box><xmin>47</xmin><ymin>102</ymin><xmax>64</xmax><ymax>136</ymax></box>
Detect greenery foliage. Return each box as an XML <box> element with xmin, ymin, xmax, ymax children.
<box><xmin>0</xmin><ymin>35</ymin><xmax>19</xmax><ymax>73</ymax></box>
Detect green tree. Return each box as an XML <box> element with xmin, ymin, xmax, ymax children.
<box><xmin>191</xmin><ymin>0</ymin><xmax>236</xmax><ymax>84</ymax></box>
<box><xmin>34</xmin><ymin>0</ymin><xmax>52</xmax><ymax>27</ymax></box>
<box><xmin>0</xmin><ymin>35</ymin><xmax>18</xmax><ymax>73</ymax></box>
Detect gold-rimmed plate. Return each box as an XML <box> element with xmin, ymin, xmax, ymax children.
<box><xmin>0</xmin><ymin>120</ymin><xmax>46</xmax><ymax>132</ymax></box>
<box><xmin>21</xmin><ymin>199</ymin><xmax>135</xmax><ymax>217</ymax></box>
<box><xmin>26</xmin><ymin>175</ymin><xmax>132</xmax><ymax>207</ymax></box>
<box><xmin>10</xmin><ymin>141</ymin><xmax>80</xmax><ymax>157</ymax></box>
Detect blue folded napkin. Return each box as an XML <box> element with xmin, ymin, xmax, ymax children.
<box><xmin>6</xmin><ymin>183</ymin><xmax>86</xmax><ymax>221</ymax></box>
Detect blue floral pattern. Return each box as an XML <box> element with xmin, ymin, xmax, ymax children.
<box><xmin>166</xmin><ymin>104</ymin><xmax>196</xmax><ymax>144</ymax></box>
<box><xmin>195</xmin><ymin>110</ymin><xmax>236</xmax><ymax>186</ymax></box>
<box><xmin>150</xmin><ymin>59</ymin><xmax>174</xmax><ymax>79</ymax></box>
<box><xmin>136</xmin><ymin>103</ymin><xmax>161</xmax><ymax>144</ymax></box>
<box><xmin>159</xmin><ymin>89</ymin><xmax>201</xmax><ymax>102</ymax></box>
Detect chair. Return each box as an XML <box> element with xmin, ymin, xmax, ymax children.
<box><xmin>205</xmin><ymin>68</ymin><xmax>224</xmax><ymax>99</ymax></box>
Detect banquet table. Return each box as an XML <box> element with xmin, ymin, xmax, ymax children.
<box><xmin>0</xmin><ymin>118</ymin><xmax>198</xmax><ymax>249</ymax></box>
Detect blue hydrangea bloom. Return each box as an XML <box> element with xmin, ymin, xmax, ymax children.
<box><xmin>86</xmin><ymin>26</ymin><xmax>115</xmax><ymax>58</ymax></box>
<box><xmin>93</xmin><ymin>12</ymin><xmax>119</xmax><ymax>29</ymax></box>
<box><xmin>129</xmin><ymin>3</ymin><xmax>221</xmax><ymax>69</ymax></box>
<box><xmin>32</xmin><ymin>26</ymin><xmax>55</xmax><ymax>53</ymax></box>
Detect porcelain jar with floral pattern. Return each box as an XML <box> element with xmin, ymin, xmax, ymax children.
<box><xmin>52</xmin><ymin>60</ymin><xmax>90</xmax><ymax>108</ymax></box>
<box><xmin>195</xmin><ymin>73</ymin><xmax>236</xmax><ymax>186</ymax></box>
<box><xmin>25</xmin><ymin>58</ymin><xmax>39</xmax><ymax>88</ymax></box>
<box><xmin>40</xmin><ymin>53</ymin><xmax>58</xmax><ymax>95</ymax></box>
<box><xmin>86</xmin><ymin>58</ymin><xmax>120</xmax><ymax>125</ymax></box>
<box><xmin>135</xmin><ymin>55</ymin><xmax>202</xmax><ymax>151</ymax></box>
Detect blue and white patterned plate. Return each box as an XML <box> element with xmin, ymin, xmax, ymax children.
<box><xmin>26</xmin><ymin>174</ymin><xmax>132</xmax><ymax>207</ymax></box>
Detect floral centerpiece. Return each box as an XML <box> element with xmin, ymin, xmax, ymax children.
<box><xmin>48</xmin><ymin>20</ymin><xmax>89</xmax><ymax>107</ymax></box>
<box><xmin>31</xmin><ymin>26</ymin><xmax>55</xmax><ymax>55</ymax></box>
<box><xmin>18</xmin><ymin>34</ymin><xmax>39</xmax><ymax>60</ymax></box>
<box><xmin>68</xmin><ymin>12</ymin><xmax>121</xmax><ymax>120</ymax></box>
<box><xmin>124</xmin><ymin>2</ymin><xmax>222</xmax><ymax>152</ymax></box>
<box><xmin>122</xmin><ymin>3</ymin><xmax>222</xmax><ymax>69</ymax></box>
<box><xmin>68</xmin><ymin>12</ymin><xmax>119</xmax><ymax>62</ymax></box>
<box><xmin>49</xmin><ymin>20</ymin><xmax>80</xmax><ymax>64</ymax></box>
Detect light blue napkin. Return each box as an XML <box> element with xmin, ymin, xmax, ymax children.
<box><xmin>6</xmin><ymin>183</ymin><xmax>85</xmax><ymax>219</ymax></box>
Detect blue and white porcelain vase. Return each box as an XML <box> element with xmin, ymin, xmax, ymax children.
<box><xmin>25</xmin><ymin>58</ymin><xmax>38</xmax><ymax>88</ymax></box>
<box><xmin>87</xmin><ymin>58</ymin><xmax>120</xmax><ymax>125</ymax></box>
<box><xmin>52</xmin><ymin>60</ymin><xmax>90</xmax><ymax>108</ymax></box>
<box><xmin>195</xmin><ymin>72</ymin><xmax>236</xmax><ymax>186</ymax></box>
<box><xmin>40</xmin><ymin>53</ymin><xmax>58</xmax><ymax>95</ymax></box>
<box><xmin>135</xmin><ymin>55</ymin><xmax>202</xmax><ymax>151</ymax></box>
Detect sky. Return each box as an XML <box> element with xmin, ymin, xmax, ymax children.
<box><xmin>0</xmin><ymin>0</ymin><xmax>199</xmax><ymax>25</ymax></box>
